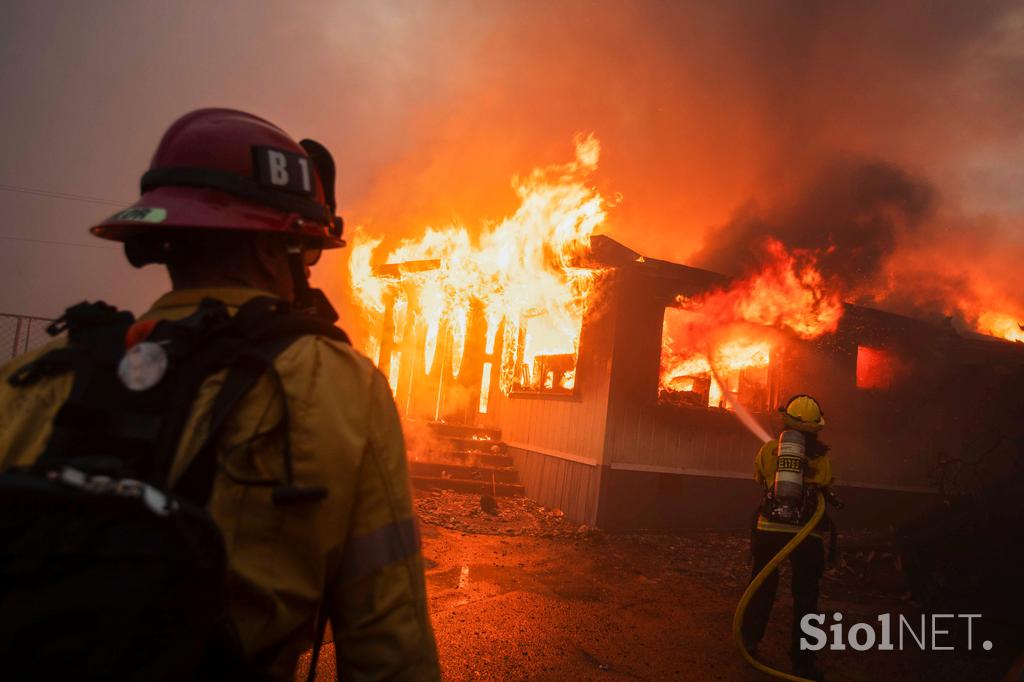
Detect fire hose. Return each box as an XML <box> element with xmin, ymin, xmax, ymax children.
<box><xmin>731</xmin><ymin>491</ymin><xmax>825</xmax><ymax>682</ymax></box>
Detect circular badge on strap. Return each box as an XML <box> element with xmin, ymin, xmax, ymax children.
<box><xmin>117</xmin><ymin>341</ymin><xmax>168</xmax><ymax>391</ymax></box>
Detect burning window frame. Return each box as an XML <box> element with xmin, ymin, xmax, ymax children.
<box><xmin>855</xmin><ymin>344</ymin><xmax>900</xmax><ymax>391</ymax></box>
<box><xmin>504</xmin><ymin>309</ymin><xmax>584</xmax><ymax>398</ymax></box>
<box><xmin>658</xmin><ymin>304</ymin><xmax>781</xmax><ymax>413</ymax></box>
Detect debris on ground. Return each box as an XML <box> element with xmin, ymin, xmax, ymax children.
<box><xmin>415</xmin><ymin>489</ymin><xmax>909</xmax><ymax>602</ymax></box>
<box><xmin>415</xmin><ymin>490</ymin><xmax>578</xmax><ymax>537</ymax></box>
<box><xmin>479</xmin><ymin>494</ymin><xmax>499</xmax><ymax>516</ymax></box>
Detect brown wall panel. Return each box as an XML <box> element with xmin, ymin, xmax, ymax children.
<box><xmin>596</xmin><ymin>467</ymin><xmax>941</xmax><ymax>532</ymax></box>
<box><xmin>509</xmin><ymin>446</ymin><xmax>601</xmax><ymax>526</ymax></box>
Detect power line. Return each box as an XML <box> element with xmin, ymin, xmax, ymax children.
<box><xmin>0</xmin><ymin>234</ymin><xmax>119</xmax><ymax>251</ymax></box>
<box><xmin>0</xmin><ymin>182</ymin><xmax>127</xmax><ymax>251</ymax></box>
<box><xmin>0</xmin><ymin>183</ymin><xmax>130</xmax><ymax>208</ymax></box>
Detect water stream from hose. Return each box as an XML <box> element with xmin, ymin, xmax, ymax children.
<box><xmin>706</xmin><ymin>349</ymin><xmax>773</xmax><ymax>445</ymax></box>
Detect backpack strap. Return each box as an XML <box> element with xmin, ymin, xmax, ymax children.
<box><xmin>7</xmin><ymin>347</ymin><xmax>74</xmax><ymax>387</ymax></box>
<box><xmin>172</xmin><ymin>297</ymin><xmax>349</xmax><ymax>509</ymax></box>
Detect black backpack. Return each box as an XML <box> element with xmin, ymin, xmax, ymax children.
<box><xmin>0</xmin><ymin>296</ymin><xmax>348</xmax><ymax>681</ymax></box>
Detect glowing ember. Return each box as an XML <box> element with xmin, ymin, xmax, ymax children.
<box><xmin>350</xmin><ymin>135</ymin><xmax>606</xmax><ymax>401</ymax></box>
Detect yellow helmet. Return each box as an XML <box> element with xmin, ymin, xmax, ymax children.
<box><xmin>780</xmin><ymin>394</ymin><xmax>825</xmax><ymax>432</ymax></box>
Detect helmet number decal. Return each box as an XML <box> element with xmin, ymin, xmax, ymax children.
<box><xmin>254</xmin><ymin>146</ymin><xmax>316</xmax><ymax>197</ymax></box>
<box><xmin>298</xmin><ymin>157</ymin><xmax>312</xmax><ymax>193</ymax></box>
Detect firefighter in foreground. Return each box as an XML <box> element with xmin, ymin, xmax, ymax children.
<box><xmin>0</xmin><ymin>109</ymin><xmax>439</xmax><ymax>680</ymax></box>
<box><xmin>739</xmin><ymin>395</ymin><xmax>838</xmax><ymax>682</ymax></box>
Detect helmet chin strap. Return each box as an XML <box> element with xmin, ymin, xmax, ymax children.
<box><xmin>286</xmin><ymin>242</ymin><xmax>339</xmax><ymax>323</ymax></box>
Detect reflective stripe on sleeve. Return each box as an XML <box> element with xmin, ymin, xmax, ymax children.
<box><xmin>340</xmin><ymin>516</ymin><xmax>421</xmax><ymax>582</ymax></box>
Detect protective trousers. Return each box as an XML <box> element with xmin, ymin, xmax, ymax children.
<box><xmin>741</xmin><ymin>529</ymin><xmax>825</xmax><ymax>662</ymax></box>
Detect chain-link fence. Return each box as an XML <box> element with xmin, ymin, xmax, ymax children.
<box><xmin>0</xmin><ymin>314</ymin><xmax>54</xmax><ymax>364</ymax></box>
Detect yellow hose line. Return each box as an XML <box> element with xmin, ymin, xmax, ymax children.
<box><xmin>732</xmin><ymin>493</ymin><xmax>826</xmax><ymax>682</ymax></box>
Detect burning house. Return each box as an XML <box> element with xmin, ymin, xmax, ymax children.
<box><xmin>350</xmin><ymin>138</ymin><xmax>1024</xmax><ymax>531</ymax></box>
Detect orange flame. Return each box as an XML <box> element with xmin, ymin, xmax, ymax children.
<box><xmin>660</xmin><ymin>240</ymin><xmax>843</xmax><ymax>406</ymax></box>
<box><xmin>350</xmin><ymin>135</ymin><xmax>606</xmax><ymax>397</ymax></box>
<box><xmin>694</xmin><ymin>238</ymin><xmax>844</xmax><ymax>339</ymax></box>
<box><xmin>976</xmin><ymin>310</ymin><xmax>1024</xmax><ymax>343</ymax></box>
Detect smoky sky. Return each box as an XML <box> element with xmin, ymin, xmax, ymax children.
<box><xmin>0</xmin><ymin>1</ymin><xmax>1021</xmax><ymax>334</ymax></box>
<box><xmin>692</xmin><ymin>158</ymin><xmax>937</xmax><ymax>288</ymax></box>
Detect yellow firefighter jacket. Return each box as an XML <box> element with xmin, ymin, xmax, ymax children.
<box><xmin>754</xmin><ymin>437</ymin><xmax>833</xmax><ymax>536</ymax></box>
<box><xmin>0</xmin><ymin>287</ymin><xmax>439</xmax><ymax>682</ymax></box>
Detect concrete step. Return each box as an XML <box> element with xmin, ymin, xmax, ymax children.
<box><xmin>408</xmin><ymin>421</ymin><xmax>520</xmax><ymax>496</ymax></box>
<box><xmin>409</xmin><ymin>461</ymin><xmax>519</xmax><ymax>484</ymax></box>
<box><xmin>411</xmin><ymin>475</ymin><xmax>524</xmax><ymax>497</ymax></box>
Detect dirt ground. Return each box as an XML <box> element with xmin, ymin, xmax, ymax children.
<box><xmin>301</xmin><ymin>491</ymin><xmax>1016</xmax><ymax>681</ymax></box>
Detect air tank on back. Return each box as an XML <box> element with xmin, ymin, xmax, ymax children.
<box><xmin>773</xmin><ymin>429</ymin><xmax>807</xmax><ymax>511</ymax></box>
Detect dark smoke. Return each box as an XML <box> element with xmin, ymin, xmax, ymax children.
<box><xmin>692</xmin><ymin>158</ymin><xmax>936</xmax><ymax>295</ymax></box>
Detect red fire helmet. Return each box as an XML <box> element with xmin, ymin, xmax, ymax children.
<box><xmin>91</xmin><ymin>108</ymin><xmax>345</xmax><ymax>248</ymax></box>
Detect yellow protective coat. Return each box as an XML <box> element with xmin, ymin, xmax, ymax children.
<box><xmin>0</xmin><ymin>288</ymin><xmax>439</xmax><ymax>682</ymax></box>
<box><xmin>754</xmin><ymin>438</ymin><xmax>833</xmax><ymax>536</ymax></box>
